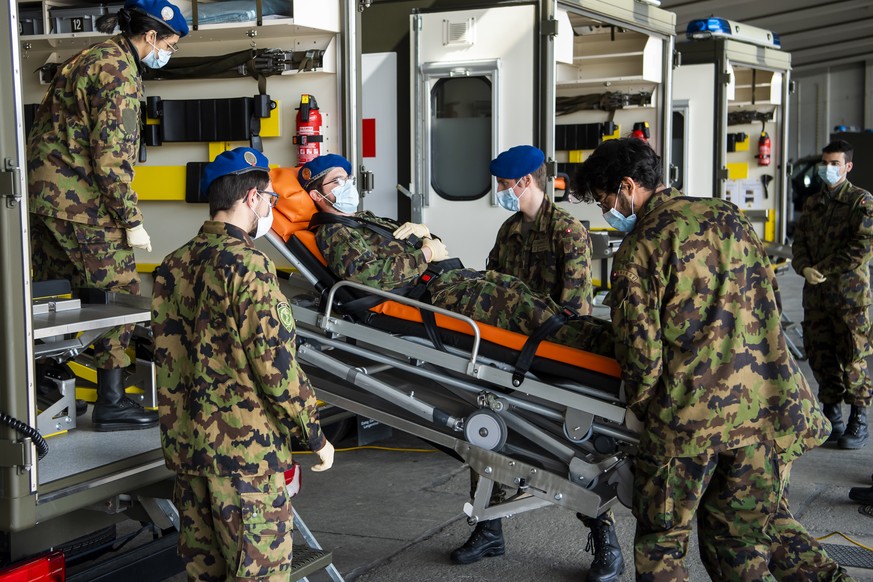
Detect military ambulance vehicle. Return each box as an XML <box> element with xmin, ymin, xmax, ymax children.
<box><xmin>0</xmin><ymin>0</ymin><xmax>676</xmax><ymax>578</ymax></box>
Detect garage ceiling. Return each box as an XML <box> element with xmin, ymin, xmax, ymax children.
<box><xmin>658</xmin><ymin>0</ymin><xmax>873</xmax><ymax>71</ymax></box>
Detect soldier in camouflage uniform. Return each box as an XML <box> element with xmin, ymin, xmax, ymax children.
<box><xmin>447</xmin><ymin>146</ymin><xmax>622</xmax><ymax>580</ymax></box>
<box><xmin>487</xmin><ymin>146</ymin><xmax>593</xmax><ymax>313</ymax></box>
<box><xmin>152</xmin><ymin>148</ymin><xmax>335</xmax><ymax>581</ymax></box>
<box><xmin>27</xmin><ymin>0</ymin><xmax>187</xmax><ymax>431</ymax></box>
<box><xmin>792</xmin><ymin>139</ymin><xmax>873</xmax><ymax>450</ymax></box>
<box><xmin>297</xmin><ymin>154</ymin><xmax>613</xmax><ymax>356</ymax></box>
<box><xmin>573</xmin><ymin>138</ymin><xmax>848</xmax><ymax>581</ymax></box>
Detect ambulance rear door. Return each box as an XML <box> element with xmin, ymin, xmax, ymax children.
<box><xmin>410</xmin><ymin>4</ymin><xmax>537</xmax><ymax>269</ymax></box>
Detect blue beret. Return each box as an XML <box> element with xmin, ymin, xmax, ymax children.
<box><xmin>200</xmin><ymin>147</ymin><xmax>270</xmax><ymax>195</ymax></box>
<box><xmin>125</xmin><ymin>0</ymin><xmax>189</xmax><ymax>37</ymax></box>
<box><xmin>299</xmin><ymin>154</ymin><xmax>352</xmax><ymax>191</ymax></box>
<box><xmin>489</xmin><ymin>145</ymin><xmax>545</xmax><ymax>180</ymax></box>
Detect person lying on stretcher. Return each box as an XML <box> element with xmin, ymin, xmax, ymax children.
<box><xmin>297</xmin><ymin>154</ymin><xmax>614</xmax><ymax>357</ymax></box>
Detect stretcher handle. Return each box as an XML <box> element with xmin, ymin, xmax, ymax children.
<box><xmin>323</xmin><ymin>280</ymin><xmax>483</xmax><ymax>369</ymax></box>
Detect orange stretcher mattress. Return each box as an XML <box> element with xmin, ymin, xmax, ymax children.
<box><xmin>269</xmin><ymin>167</ymin><xmax>621</xmax><ymax>380</ymax></box>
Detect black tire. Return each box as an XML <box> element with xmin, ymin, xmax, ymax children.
<box><xmin>322</xmin><ymin>416</ymin><xmax>353</xmax><ymax>444</ymax></box>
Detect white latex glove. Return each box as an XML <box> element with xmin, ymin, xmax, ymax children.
<box><xmin>802</xmin><ymin>267</ymin><xmax>826</xmax><ymax>285</ymax></box>
<box><xmin>311</xmin><ymin>440</ymin><xmax>335</xmax><ymax>472</ymax></box>
<box><xmin>126</xmin><ymin>224</ymin><xmax>152</xmax><ymax>252</ymax></box>
<box><xmin>393</xmin><ymin>222</ymin><xmax>430</xmax><ymax>241</ymax></box>
<box><xmin>421</xmin><ymin>237</ymin><xmax>448</xmax><ymax>263</ymax></box>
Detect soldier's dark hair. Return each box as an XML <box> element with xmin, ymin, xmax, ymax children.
<box><xmin>822</xmin><ymin>139</ymin><xmax>854</xmax><ymax>163</ymax></box>
<box><xmin>208</xmin><ymin>171</ymin><xmax>271</xmax><ymax>218</ymax></box>
<box><xmin>571</xmin><ymin>138</ymin><xmax>662</xmax><ymax>204</ymax></box>
<box><xmin>303</xmin><ymin>175</ymin><xmax>328</xmax><ymax>195</ymax></box>
<box><xmin>96</xmin><ymin>7</ymin><xmax>178</xmax><ymax>40</ymax></box>
<box><xmin>531</xmin><ymin>163</ymin><xmax>547</xmax><ymax>192</ymax></box>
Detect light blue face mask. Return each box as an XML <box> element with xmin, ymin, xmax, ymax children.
<box><xmin>817</xmin><ymin>164</ymin><xmax>842</xmax><ymax>187</ymax></box>
<box><xmin>324</xmin><ymin>179</ymin><xmax>360</xmax><ymax>214</ymax></box>
<box><xmin>496</xmin><ymin>179</ymin><xmax>527</xmax><ymax>212</ymax></box>
<box><xmin>603</xmin><ymin>185</ymin><xmax>637</xmax><ymax>233</ymax></box>
<box><xmin>143</xmin><ymin>40</ymin><xmax>172</xmax><ymax>69</ymax></box>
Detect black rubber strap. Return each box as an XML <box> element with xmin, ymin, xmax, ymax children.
<box><xmin>512</xmin><ymin>307</ymin><xmax>579</xmax><ymax>387</ymax></box>
<box><xmin>420</xmin><ymin>306</ymin><xmax>445</xmax><ymax>351</ymax></box>
<box><xmin>308</xmin><ymin>213</ymin><xmax>421</xmax><ymax>249</ymax></box>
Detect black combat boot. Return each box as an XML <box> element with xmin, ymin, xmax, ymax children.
<box><xmin>822</xmin><ymin>402</ymin><xmax>846</xmax><ymax>442</ymax></box>
<box><xmin>449</xmin><ymin>519</ymin><xmax>505</xmax><ymax>564</ymax></box>
<box><xmin>849</xmin><ymin>485</ymin><xmax>873</xmax><ymax>504</ymax></box>
<box><xmin>838</xmin><ymin>406</ymin><xmax>868</xmax><ymax>450</ymax></box>
<box><xmin>584</xmin><ymin>516</ymin><xmax>624</xmax><ymax>582</ymax></box>
<box><xmin>92</xmin><ymin>368</ymin><xmax>158</xmax><ymax>431</ymax></box>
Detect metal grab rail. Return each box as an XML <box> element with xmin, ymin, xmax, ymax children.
<box><xmin>322</xmin><ymin>279</ymin><xmax>484</xmax><ymax>374</ymax></box>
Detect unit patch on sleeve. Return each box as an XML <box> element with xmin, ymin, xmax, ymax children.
<box><xmin>277</xmin><ymin>302</ymin><xmax>295</xmax><ymax>332</ymax></box>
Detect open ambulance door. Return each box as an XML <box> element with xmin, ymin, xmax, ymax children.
<box><xmin>550</xmin><ymin>1</ymin><xmax>675</xmax><ymax>232</ymax></box>
<box><xmin>0</xmin><ymin>0</ymin><xmax>39</xmax><ymax>521</ymax></box>
<box><xmin>409</xmin><ymin>4</ymin><xmax>537</xmax><ymax>269</ymax></box>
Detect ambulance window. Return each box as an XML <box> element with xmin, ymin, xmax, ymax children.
<box><xmin>430</xmin><ymin>76</ymin><xmax>492</xmax><ymax>200</ymax></box>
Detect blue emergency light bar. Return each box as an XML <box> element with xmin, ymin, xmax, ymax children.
<box><xmin>686</xmin><ymin>18</ymin><xmax>781</xmax><ymax>49</ymax></box>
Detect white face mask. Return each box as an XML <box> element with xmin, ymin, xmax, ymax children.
<box><xmin>249</xmin><ymin>193</ymin><xmax>274</xmax><ymax>239</ymax></box>
<box><xmin>318</xmin><ymin>177</ymin><xmax>360</xmax><ymax>214</ymax></box>
<box><xmin>817</xmin><ymin>164</ymin><xmax>843</xmax><ymax>187</ymax></box>
<box><xmin>496</xmin><ymin>179</ymin><xmax>528</xmax><ymax>212</ymax></box>
<box><xmin>602</xmin><ymin>184</ymin><xmax>637</xmax><ymax>233</ymax></box>
<box><xmin>143</xmin><ymin>39</ymin><xmax>172</xmax><ymax>69</ymax></box>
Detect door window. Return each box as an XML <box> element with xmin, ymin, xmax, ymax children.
<box><xmin>430</xmin><ymin>76</ymin><xmax>492</xmax><ymax>200</ymax></box>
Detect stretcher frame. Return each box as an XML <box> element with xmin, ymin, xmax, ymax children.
<box><xmin>266</xmin><ymin>229</ymin><xmax>639</xmax><ymax>522</ymax></box>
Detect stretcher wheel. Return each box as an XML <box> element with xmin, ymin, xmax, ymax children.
<box><xmin>464</xmin><ymin>410</ymin><xmax>507</xmax><ymax>452</ymax></box>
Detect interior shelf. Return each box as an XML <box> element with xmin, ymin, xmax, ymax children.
<box><xmin>18</xmin><ymin>0</ymin><xmax>339</xmax><ymax>49</ymax></box>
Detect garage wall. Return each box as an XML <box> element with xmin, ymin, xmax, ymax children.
<box><xmin>791</xmin><ymin>62</ymin><xmax>871</xmax><ymax>161</ymax></box>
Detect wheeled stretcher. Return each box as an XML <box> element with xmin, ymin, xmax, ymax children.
<box><xmin>266</xmin><ymin>168</ymin><xmax>638</xmax><ymax>521</ymax></box>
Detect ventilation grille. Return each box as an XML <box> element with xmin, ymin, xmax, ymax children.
<box><xmin>443</xmin><ymin>18</ymin><xmax>475</xmax><ymax>47</ymax></box>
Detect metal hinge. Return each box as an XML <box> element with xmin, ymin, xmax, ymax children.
<box><xmin>546</xmin><ymin>158</ymin><xmax>558</xmax><ymax>180</ymax></box>
<box><xmin>0</xmin><ymin>439</ymin><xmax>34</xmax><ymax>471</ymax></box>
<box><xmin>542</xmin><ymin>18</ymin><xmax>559</xmax><ymax>38</ymax></box>
<box><xmin>673</xmin><ymin>50</ymin><xmax>681</xmax><ymax>69</ymax></box>
<box><xmin>2</xmin><ymin>158</ymin><xmax>22</xmax><ymax>208</ymax></box>
<box><xmin>359</xmin><ymin>167</ymin><xmax>375</xmax><ymax>194</ymax></box>
<box><xmin>789</xmin><ymin>79</ymin><xmax>796</xmax><ymax>95</ymax></box>
<box><xmin>669</xmin><ymin>164</ymin><xmax>679</xmax><ymax>185</ymax></box>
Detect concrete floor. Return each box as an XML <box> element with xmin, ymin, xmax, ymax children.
<box><xmin>162</xmin><ymin>269</ymin><xmax>873</xmax><ymax>582</ymax></box>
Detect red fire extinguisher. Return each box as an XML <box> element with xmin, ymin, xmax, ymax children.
<box><xmin>294</xmin><ymin>94</ymin><xmax>323</xmax><ymax>165</ymax></box>
<box><xmin>758</xmin><ymin>129</ymin><xmax>771</xmax><ymax>167</ymax></box>
<box><xmin>631</xmin><ymin>121</ymin><xmax>650</xmax><ymax>142</ymax></box>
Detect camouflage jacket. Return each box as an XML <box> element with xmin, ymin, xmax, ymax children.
<box><xmin>792</xmin><ymin>180</ymin><xmax>873</xmax><ymax>309</ymax></box>
<box><xmin>605</xmin><ymin>188</ymin><xmax>829</xmax><ymax>459</ymax></box>
<box><xmin>314</xmin><ymin>211</ymin><xmax>431</xmax><ymax>290</ymax></box>
<box><xmin>487</xmin><ymin>195</ymin><xmax>593</xmax><ymax>314</ymax></box>
<box><xmin>152</xmin><ymin>221</ymin><xmax>325</xmax><ymax>477</ymax></box>
<box><xmin>27</xmin><ymin>35</ymin><xmax>144</xmax><ymax>229</ymax></box>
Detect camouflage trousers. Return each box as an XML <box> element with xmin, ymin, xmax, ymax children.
<box><xmin>468</xmin><ymin>469</ymin><xmax>616</xmax><ymax>527</ymax></box>
<box><xmin>802</xmin><ymin>304</ymin><xmax>872</xmax><ymax>407</ymax></box>
<box><xmin>429</xmin><ymin>269</ymin><xmax>614</xmax><ymax>357</ymax></box>
<box><xmin>30</xmin><ymin>214</ymin><xmax>139</xmax><ymax>369</ymax></box>
<box><xmin>633</xmin><ymin>442</ymin><xmax>849</xmax><ymax>581</ymax></box>
<box><xmin>174</xmin><ymin>472</ymin><xmax>294</xmax><ymax>581</ymax></box>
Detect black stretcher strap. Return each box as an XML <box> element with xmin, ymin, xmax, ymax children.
<box><xmin>308</xmin><ymin>212</ymin><xmax>422</xmax><ymax>249</ymax></box>
<box><xmin>299</xmin><ymin>217</ymin><xmax>466</xmax><ymax>351</ymax></box>
<box><xmin>512</xmin><ymin>307</ymin><xmax>580</xmax><ymax>387</ymax></box>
